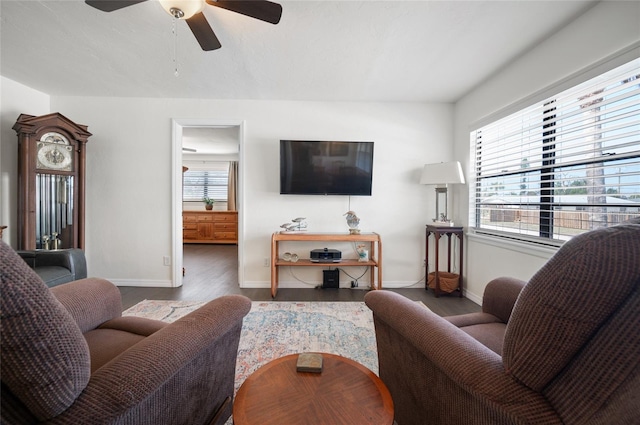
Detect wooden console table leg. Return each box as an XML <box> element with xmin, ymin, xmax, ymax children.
<box><xmin>447</xmin><ymin>234</ymin><xmax>452</xmax><ymax>273</ymax></box>
<box><xmin>424</xmin><ymin>230</ymin><xmax>430</xmax><ymax>291</ymax></box>
<box><xmin>376</xmin><ymin>238</ymin><xmax>383</xmax><ymax>290</ymax></box>
<box><xmin>458</xmin><ymin>233</ymin><xmax>464</xmax><ymax>298</ymax></box>
<box><xmin>434</xmin><ymin>232</ymin><xmax>441</xmax><ymax>298</ymax></box>
<box><xmin>271</xmin><ymin>238</ymin><xmax>278</xmax><ymax>298</ymax></box>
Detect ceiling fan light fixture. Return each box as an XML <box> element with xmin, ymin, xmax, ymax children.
<box><xmin>159</xmin><ymin>0</ymin><xmax>204</xmax><ymax>19</ymax></box>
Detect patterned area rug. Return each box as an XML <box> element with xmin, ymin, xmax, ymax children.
<box><xmin>123</xmin><ymin>300</ymin><xmax>379</xmax><ymax>390</ymax></box>
<box><xmin>123</xmin><ymin>299</ymin><xmax>429</xmax><ymax>424</ymax></box>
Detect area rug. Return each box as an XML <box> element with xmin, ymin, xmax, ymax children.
<box><xmin>123</xmin><ymin>300</ymin><xmax>379</xmax><ymax>390</ymax></box>
<box><xmin>123</xmin><ymin>299</ymin><xmax>206</xmax><ymax>323</ymax></box>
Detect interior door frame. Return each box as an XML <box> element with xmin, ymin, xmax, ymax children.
<box><xmin>171</xmin><ymin>118</ymin><xmax>245</xmax><ymax>287</ymax></box>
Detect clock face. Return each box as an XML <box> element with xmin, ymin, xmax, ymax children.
<box><xmin>37</xmin><ymin>133</ymin><xmax>73</xmax><ymax>171</ymax></box>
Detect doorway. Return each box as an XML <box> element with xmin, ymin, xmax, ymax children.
<box><xmin>171</xmin><ymin>119</ymin><xmax>245</xmax><ymax>288</ymax></box>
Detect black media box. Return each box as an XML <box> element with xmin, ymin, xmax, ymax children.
<box><xmin>310</xmin><ymin>248</ymin><xmax>342</xmax><ymax>263</ymax></box>
<box><xmin>323</xmin><ymin>269</ymin><xmax>340</xmax><ymax>289</ymax></box>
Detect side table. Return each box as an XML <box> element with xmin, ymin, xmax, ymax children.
<box><xmin>233</xmin><ymin>353</ymin><xmax>394</xmax><ymax>424</ymax></box>
<box><xmin>425</xmin><ymin>225</ymin><xmax>464</xmax><ymax>297</ymax></box>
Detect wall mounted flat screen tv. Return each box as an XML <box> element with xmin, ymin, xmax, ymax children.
<box><xmin>280</xmin><ymin>140</ymin><xmax>374</xmax><ymax>196</ymax></box>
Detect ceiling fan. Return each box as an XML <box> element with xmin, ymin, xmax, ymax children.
<box><xmin>85</xmin><ymin>0</ymin><xmax>282</xmax><ymax>51</ymax></box>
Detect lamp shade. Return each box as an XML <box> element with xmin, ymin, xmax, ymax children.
<box><xmin>420</xmin><ymin>161</ymin><xmax>465</xmax><ymax>185</ymax></box>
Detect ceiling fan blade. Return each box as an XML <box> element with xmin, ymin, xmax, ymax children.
<box><xmin>206</xmin><ymin>0</ymin><xmax>282</xmax><ymax>25</ymax></box>
<box><xmin>186</xmin><ymin>12</ymin><xmax>222</xmax><ymax>51</ymax></box>
<box><xmin>85</xmin><ymin>0</ymin><xmax>147</xmax><ymax>12</ymax></box>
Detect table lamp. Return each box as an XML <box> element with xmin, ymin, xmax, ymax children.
<box><xmin>420</xmin><ymin>161</ymin><xmax>465</xmax><ymax>225</ymax></box>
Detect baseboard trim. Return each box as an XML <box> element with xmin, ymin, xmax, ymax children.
<box><xmin>241</xmin><ymin>279</ymin><xmax>481</xmax><ymax>301</ymax></box>
<box><xmin>463</xmin><ymin>290</ymin><xmax>482</xmax><ymax>305</ymax></box>
<box><xmin>241</xmin><ymin>281</ymin><xmax>426</xmax><ymax>289</ymax></box>
<box><xmin>111</xmin><ymin>279</ymin><xmax>173</xmax><ymax>288</ymax></box>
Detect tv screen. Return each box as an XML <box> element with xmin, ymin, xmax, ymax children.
<box><xmin>280</xmin><ymin>140</ymin><xmax>374</xmax><ymax>196</ymax></box>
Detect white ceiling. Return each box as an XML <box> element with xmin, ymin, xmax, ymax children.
<box><xmin>1</xmin><ymin>0</ymin><xmax>599</xmax><ymax>103</ymax></box>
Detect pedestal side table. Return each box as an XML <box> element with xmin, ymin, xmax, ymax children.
<box><xmin>425</xmin><ymin>225</ymin><xmax>464</xmax><ymax>297</ymax></box>
<box><xmin>233</xmin><ymin>353</ymin><xmax>394</xmax><ymax>424</ymax></box>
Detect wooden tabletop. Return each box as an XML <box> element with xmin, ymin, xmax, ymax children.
<box><xmin>233</xmin><ymin>353</ymin><xmax>394</xmax><ymax>424</ymax></box>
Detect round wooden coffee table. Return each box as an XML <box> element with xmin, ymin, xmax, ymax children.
<box><xmin>233</xmin><ymin>353</ymin><xmax>394</xmax><ymax>424</ymax></box>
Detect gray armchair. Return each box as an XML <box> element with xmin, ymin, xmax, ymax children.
<box><xmin>365</xmin><ymin>221</ymin><xmax>640</xmax><ymax>425</ymax></box>
<box><xmin>1</xmin><ymin>241</ymin><xmax>251</xmax><ymax>425</ymax></box>
<box><xmin>17</xmin><ymin>248</ymin><xmax>87</xmax><ymax>287</ymax></box>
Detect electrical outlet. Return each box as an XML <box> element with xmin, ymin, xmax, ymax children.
<box><xmin>264</xmin><ymin>257</ymin><xmax>270</xmax><ymax>267</ymax></box>
<box><xmin>163</xmin><ymin>256</ymin><xmax>171</xmax><ymax>266</ymax></box>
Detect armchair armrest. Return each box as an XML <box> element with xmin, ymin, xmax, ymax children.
<box><xmin>53</xmin><ymin>295</ymin><xmax>252</xmax><ymax>424</ymax></box>
<box><xmin>38</xmin><ymin>249</ymin><xmax>87</xmax><ymax>279</ymax></box>
<box><xmin>17</xmin><ymin>248</ymin><xmax>87</xmax><ymax>286</ymax></box>
<box><xmin>51</xmin><ymin>278</ymin><xmax>122</xmax><ymax>333</ymax></box>
<box><xmin>365</xmin><ymin>291</ymin><xmax>559</xmax><ymax>424</ymax></box>
<box><xmin>481</xmin><ymin>277</ymin><xmax>526</xmax><ymax>323</ymax></box>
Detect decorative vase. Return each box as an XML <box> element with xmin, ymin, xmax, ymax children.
<box><xmin>344</xmin><ymin>211</ymin><xmax>361</xmax><ymax>234</ymax></box>
<box><xmin>205</xmin><ymin>204</ymin><xmax>213</xmax><ymax>210</ymax></box>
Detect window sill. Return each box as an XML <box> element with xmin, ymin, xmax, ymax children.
<box><xmin>466</xmin><ymin>229</ymin><xmax>559</xmax><ymax>260</ymax></box>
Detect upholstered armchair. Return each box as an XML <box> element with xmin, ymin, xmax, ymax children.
<box><xmin>17</xmin><ymin>248</ymin><xmax>87</xmax><ymax>287</ymax></box>
<box><xmin>1</xmin><ymin>241</ymin><xmax>251</xmax><ymax>425</ymax></box>
<box><xmin>365</xmin><ymin>221</ymin><xmax>640</xmax><ymax>425</ymax></box>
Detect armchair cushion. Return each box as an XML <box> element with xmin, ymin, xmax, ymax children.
<box><xmin>85</xmin><ymin>317</ymin><xmax>168</xmax><ymax>373</ymax></box>
<box><xmin>444</xmin><ymin>277</ymin><xmax>526</xmax><ymax>355</ymax></box>
<box><xmin>0</xmin><ymin>241</ymin><xmax>90</xmax><ymax>421</ymax></box>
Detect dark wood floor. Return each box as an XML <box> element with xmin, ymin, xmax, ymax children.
<box><xmin>119</xmin><ymin>244</ymin><xmax>480</xmax><ymax>317</ymax></box>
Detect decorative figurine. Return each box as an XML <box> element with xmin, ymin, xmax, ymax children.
<box><xmin>51</xmin><ymin>232</ymin><xmax>61</xmax><ymax>250</ymax></box>
<box><xmin>42</xmin><ymin>234</ymin><xmax>50</xmax><ymax>250</ymax></box>
<box><xmin>356</xmin><ymin>244</ymin><xmax>369</xmax><ymax>262</ymax></box>
<box><xmin>280</xmin><ymin>217</ymin><xmax>308</xmax><ymax>232</ymax></box>
<box><xmin>344</xmin><ymin>211</ymin><xmax>361</xmax><ymax>235</ymax></box>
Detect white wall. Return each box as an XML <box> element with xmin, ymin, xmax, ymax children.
<box><xmin>0</xmin><ymin>77</ymin><xmax>51</xmax><ymax>246</ymax></box>
<box><xmin>453</xmin><ymin>1</ymin><xmax>640</xmax><ymax>302</ymax></box>
<box><xmin>45</xmin><ymin>97</ymin><xmax>452</xmax><ymax>288</ymax></box>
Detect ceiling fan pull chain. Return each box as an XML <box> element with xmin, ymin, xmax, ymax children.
<box><xmin>172</xmin><ymin>16</ymin><xmax>179</xmax><ymax>77</ymax></box>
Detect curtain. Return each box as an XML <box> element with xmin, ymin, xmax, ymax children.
<box><xmin>227</xmin><ymin>161</ymin><xmax>238</xmax><ymax>211</ymax></box>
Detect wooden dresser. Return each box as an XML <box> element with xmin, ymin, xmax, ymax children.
<box><xmin>183</xmin><ymin>211</ymin><xmax>238</xmax><ymax>244</ymax></box>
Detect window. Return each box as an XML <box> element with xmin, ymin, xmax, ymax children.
<box><xmin>470</xmin><ymin>58</ymin><xmax>640</xmax><ymax>244</ymax></box>
<box><xmin>183</xmin><ymin>165</ymin><xmax>229</xmax><ymax>202</ymax></box>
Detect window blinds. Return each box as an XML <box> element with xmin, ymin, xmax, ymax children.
<box><xmin>470</xmin><ymin>58</ymin><xmax>640</xmax><ymax>242</ymax></box>
<box><xmin>183</xmin><ymin>168</ymin><xmax>229</xmax><ymax>202</ymax></box>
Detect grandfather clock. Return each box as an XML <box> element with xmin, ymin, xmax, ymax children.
<box><xmin>13</xmin><ymin>113</ymin><xmax>92</xmax><ymax>250</ymax></box>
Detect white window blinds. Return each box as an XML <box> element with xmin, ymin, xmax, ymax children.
<box><xmin>183</xmin><ymin>164</ymin><xmax>229</xmax><ymax>202</ymax></box>
<box><xmin>470</xmin><ymin>58</ymin><xmax>640</xmax><ymax>243</ymax></box>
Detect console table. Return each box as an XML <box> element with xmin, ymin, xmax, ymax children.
<box><xmin>425</xmin><ymin>225</ymin><xmax>463</xmax><ymax>297</ymax></box>
<box><xmin>271</xmin><ymin>232</ymin><xmax>382</xmax><ymax>298</ymax></box>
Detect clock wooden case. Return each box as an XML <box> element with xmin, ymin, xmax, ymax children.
<box><xmin>13</xmin><ymin>113</ymin><xmax>92</xmax><ymax>250</ymax></box>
